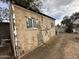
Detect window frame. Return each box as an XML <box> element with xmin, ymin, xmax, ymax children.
<box><xmin>26</xmin><ymin>17</ymin><xmax>39</xmax><ymax>29</ymax></box>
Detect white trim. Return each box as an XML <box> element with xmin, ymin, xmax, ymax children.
<box><xmin>14</xmin><ymin>30</ymin><xmax>17</xmax><ymax>36</ymax></box>
<box><xmin>13</xmin><ymin>13</ymin><xmax>16</xmax><ymax>19</ymax></box>
<box><xmin>15</xmin><ymin>38</ymin><xmax>18</xmax><ymax>46</ymax></box>
<box><xmin>12</xmin><ymin>4</ymin><xmax>15</xmax><ymax>11</ymax></box>
<box><xmin>11</xmin><ymin>4</ymin><xmax>18</xmax><ymax>58</ymax></box>
<box><xmin>14</xmin><ymin>26</ymin><xmax>17</xmax><ymax>30</ymax></box>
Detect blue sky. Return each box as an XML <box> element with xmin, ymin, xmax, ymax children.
<box><xmin>0</xmin><ymin>1</ymin><xmax>9</xmax><ymax>9</ymax></box>
<box><xmin>0</xmin><ymin>0</ymin><xmax>79</xmax><ymax>25</ymax></box>
<box><xmin>38</xmin><ymin>0</ymin><xmax>79</xmax><ymax>25</ymax></box>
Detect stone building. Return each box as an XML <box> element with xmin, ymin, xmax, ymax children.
<box><xmin>0</xmin><ymin>1</ymin><xmax>55</xmax><ymax>59</ymax></box>
<box><xmin>10</xmin><ymin>4</ymin><xmax>55</xmax><ymax>59</ymax></box>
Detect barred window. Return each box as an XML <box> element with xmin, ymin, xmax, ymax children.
<box><xmin>26</xmin><ymin>17</ymin><xmax>39</xmax><ymax>28</ymax></box>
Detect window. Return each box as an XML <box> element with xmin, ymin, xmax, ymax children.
<box><xmin>26</xmin><ymin>17</ymin><xmax>39</xmax><ymax>28</ymax></box>
<box><xmin>27</xmin><ymin>17</ymin><xmax>32</xmax><ymax>28</ymax></box>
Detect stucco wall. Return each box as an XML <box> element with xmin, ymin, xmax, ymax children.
<box><xmin>13</xmin><ymin>4</ymin><xmax>55</xmax><ymax>57</ymax></box>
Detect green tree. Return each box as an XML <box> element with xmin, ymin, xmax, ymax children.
<box><xmin>13</xmin><ymin>0</ymin><xmax>42</xmax><ymax>12</ymax></box>
<box><xmin>61</xmin><ymin>12</ymin><xmax>79</xmax><ymax>33</ymax></box>
<box><xmin>61</xmin><ymin>16</ymin><xmax>73</xmax><ymax>33</ymax></box>
<box><xmin>70</xmin><ymin>12</ymin><xmax>79</xmax><ymax>21</ymax></box>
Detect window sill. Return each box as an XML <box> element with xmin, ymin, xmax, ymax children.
<box><xmin>27</xmin><ymin>28</ymin><xmax>38</xmax><ymax>31</ymax></box>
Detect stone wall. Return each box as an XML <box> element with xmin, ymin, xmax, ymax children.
<box><xmin>13</xmin><ymin>4</ymin><xmax>55</xmax><ymax>58</ymax></box>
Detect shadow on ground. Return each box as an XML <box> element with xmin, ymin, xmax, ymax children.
<box><xmin>21</xmin><ymin>33</ymin><xmax>79</xmax><ymax>59</ymax></box>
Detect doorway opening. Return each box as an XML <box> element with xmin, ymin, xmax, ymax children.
<box><xmin>0</xmin><ymin>22</ymin><xmax>14</xmax><ymax>59</ymax></box>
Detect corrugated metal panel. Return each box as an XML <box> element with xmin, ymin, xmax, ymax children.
<box><xmin>0</xmin><ymin>23</ymin><xmax>10</xmax><ymax>39</ymax></box>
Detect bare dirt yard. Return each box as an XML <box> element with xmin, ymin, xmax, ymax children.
<box><xmin>21</xmin><ymin>33</ymin><xmax>79</xmax><ymax>59</ymax></box>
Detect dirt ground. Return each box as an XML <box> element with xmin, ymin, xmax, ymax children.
<box><xmin>21</xmin><ymin>33</ymin><xmax>79</xmax><ymax>59</ymax></box>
